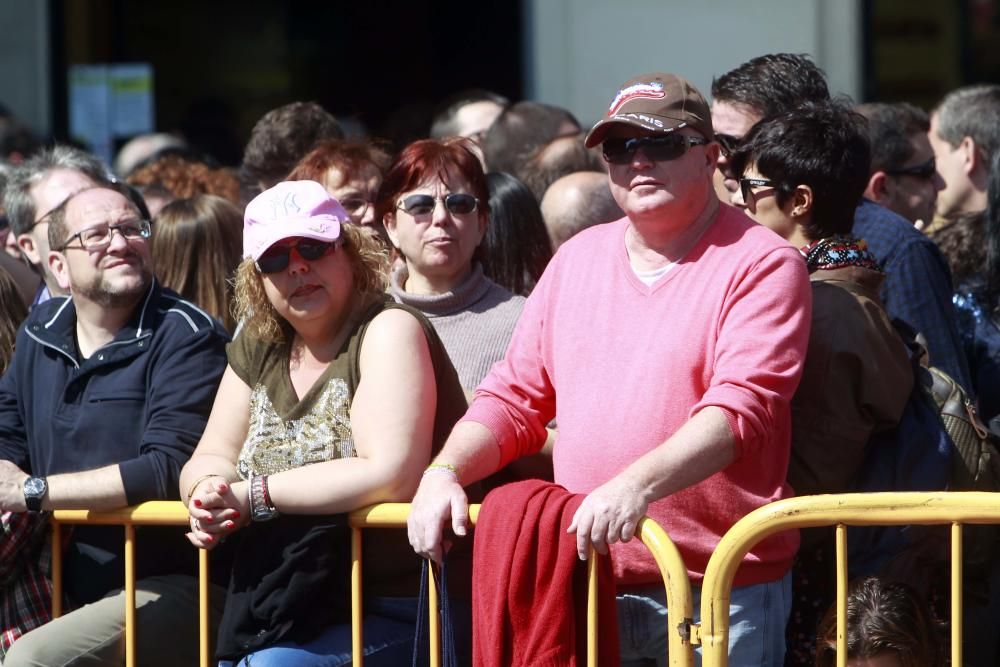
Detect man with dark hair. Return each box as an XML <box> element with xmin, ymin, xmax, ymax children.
<box><xmin>429</xmin><ymin>88</ymin><xmax>509</xmax><ymax>143</ymax></box>
<box><xmin>540</xmin><ymin>171</ymin><xmax>622</xmax><ymax>248</ymax></box>
<box><xmin>481</xmin><ymin>101</ymin><xmax>580</xmax><ymax>176</ymax></box>
<box><xmin>929</xmin><ymin>84</ymin><xmax>1000</xmax><ymax>227</ymax></box>
<box><xmin>241</xmin><ymin>101</ymin><xmax>344</xmax><ymax>191</ymax></box>
<box><xmin>714</xmin><ymin>53</ymin><xmax>972</xmax><ymax>395</ymax></box>
<box><xmin>0</xmin><ymin>185</ymin><xmax>228</xmax><ymax>665</ymax></box>
<box><xmin>4</xmin><ymin>145</ymin><xmax>110</xmax><ymax>305</ymax></box>
<box><xmin>857</xmin><ymin>102</ymin><xmax>943</xmax><ymax>228</ymax></box>
<box><xmin>730</xmin><ymin>99</ymin><xmax>912</xmax><ymax>502</ymax></box>
<box><xmin>409</xmin><ymin>72</ymin><xmax>811</xmax><ymax>665</ymax></box>
<box><xmin>710</xmin><ymin>53</ymin><xmax>830</xmax><ymax>198</ymax></box>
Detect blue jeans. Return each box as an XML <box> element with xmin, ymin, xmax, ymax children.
<box><xmin>218</xmin><ymin>597</ymin><xmax>427</xmax><ymax>667</ymax></box>
<box><xmin>617</xmin><ymin>572</ymin><xmax>792</xmax><ymax>667</ymax></box>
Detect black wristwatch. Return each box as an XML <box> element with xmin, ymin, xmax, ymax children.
<box><xmin>23</xmin><ymin>476</ymin><xmax>47</xmax><ymax>513</ymax></box>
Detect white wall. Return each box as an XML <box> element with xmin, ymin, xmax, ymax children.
<box><xmin>0</xmin><ymin>0</ymin><xmax>51</xmax><ymax>136</ymax></box>
<box><xmin>524</xmin><ymin>0</ymin><xmax>862</xmax><ymax>126</ymax></box>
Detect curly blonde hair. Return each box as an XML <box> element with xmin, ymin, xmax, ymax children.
<box><xmin>233</xmin><ymin>223</ymin><xmax>389</xmax><ymax>342</ymax></box>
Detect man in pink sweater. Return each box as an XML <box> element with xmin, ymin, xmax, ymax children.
<box><xmin>408</xmin><ymin>72</ymin><xmax>812</xmax><ymax>665</ymax></box>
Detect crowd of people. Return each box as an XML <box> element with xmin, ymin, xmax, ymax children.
<box><xmin>0</xmin><ymin>52</ymin><xmax>997</xmax><ymax>666</ymax></box>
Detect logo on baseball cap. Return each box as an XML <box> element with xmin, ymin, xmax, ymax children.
<box><xmin>585</xmin><ymin>73</ymin><xmax>714</xmax><ymax>148</ymax></box>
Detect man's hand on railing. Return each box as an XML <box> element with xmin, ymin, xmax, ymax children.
<box><xmin>186</xmin><ymin>477</ymin><xmax>248</xmax><ymax>549</ymax></box>
<box><xmin>407</xmin><ymin>471</ymin><xmax>470</xmax><ymax>564</ymax></box>
<box><xmin>567</xmin><ymin>473</ymin><xmax>649</xmax><ymax>561</ymax></box>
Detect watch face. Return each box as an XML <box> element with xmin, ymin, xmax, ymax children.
<box><xmin>24</xmin><ymin>477</ymin><xmax>46</xmax><ymax>496</ymax></box>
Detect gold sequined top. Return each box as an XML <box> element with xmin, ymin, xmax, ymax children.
<box><xmin>227</xmin><ymin>299</ymin><xmax>468</xmax><ymax>481</ymax></box>
<box><xmin>226</xmin><ymin>298</ymin><xmax>471</xmax><ymax>597</ymax></box>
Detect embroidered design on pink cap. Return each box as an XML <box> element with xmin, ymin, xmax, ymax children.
<box><xmin>608</xmin><ymin>81</ymin><xmax>665</xmax><ymax>115</ymax></box>
<box><xmin>266</xmin><ymin>192</ymin><xmax>302</xmax><ymax>221</ymax></box>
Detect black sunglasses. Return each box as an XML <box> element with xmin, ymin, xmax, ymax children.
<box><xmin>884</xmin><ymin>157</ymin><xmax>936</xmax><ymax>179</ymax></box>
<box><xmin>602</xmin><ymin>134</ymin><xmax>709</xmax><ymax>165</ymax></box>
<box><xmin>715</xmin><ymin>133</ymin><xmax>743</xmax><ymax>158</ymax></box>
<box><xmin>396</xmin><ymin>193</ymin><xmax>478</xmax><ymax>217</ymax></box>
<box><xmin>256</xmin><ymin>238</ymin><xmax>338</xmax><ymax>274</ymax></box>
<box><xmin>739</xmin><ymin>177</ymin><xmax>778</xmax><ymax>204</ymax></box>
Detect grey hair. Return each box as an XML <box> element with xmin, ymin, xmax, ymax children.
<box><xmin>3</xmin><ymin>145</ymin><xmax>111</xmax><ymax>236</ymax></box>
<box><xmin>934</xmin><ymin>84</ymin><xmax>1000</xmax><ymax>160</ymax></box>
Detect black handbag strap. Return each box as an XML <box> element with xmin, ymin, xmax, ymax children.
<box><xmin>412</xmin><ymin>557</ymin><xmax>458</xmax><ymax>667</ymax></box>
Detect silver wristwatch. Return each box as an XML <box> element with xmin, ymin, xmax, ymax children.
<box><xmin>23</xmin><ymin>476</ymin><xmax>47</xmax><ymax>513</ymax></box>
<box><xmin>249</xmin><ymin>473</ymin><xmax>279</xmax><ymax>522</ymax></box>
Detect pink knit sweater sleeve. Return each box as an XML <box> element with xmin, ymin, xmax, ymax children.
<box><xmin>461</xmin><ymin>256</ymin><xmax>559</xmax><ymax>468</ymax></box>
<box><xmin>692</xmin><ymin>244</ymin><xmax>813</xmax><ymax>459</ymax></box>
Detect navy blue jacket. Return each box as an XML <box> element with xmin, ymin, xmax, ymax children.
<box><xmin>853</xmin><ymin>199</ymin><xmax>973</xmax><ymax>395</ymax></box>
<box><xmin>0</xmin><ymin>281</ymin><xmax>229</xmax><ymax>601</ymax></box>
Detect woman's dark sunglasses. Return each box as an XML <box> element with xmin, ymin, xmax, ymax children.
<box><xmin>396</xmin><ymin>193</ymin><xmax>478</xmax><ymax>217</ymax></box>
<box><xmin>739</xmin><ymin>177</ymin><xmax>778</xmax><ymax>204</ymax></box>
<box><xmin>256</xmin><ymin>239</ymin><xmax>337</xmax><ymax>274</ymax></box>
<box><xmin>601</xmin><ymin>134</ymin><xmax>709</xmax><ymax>165</ymax></box>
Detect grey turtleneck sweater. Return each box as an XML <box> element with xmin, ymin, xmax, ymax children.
<box><xmin>389</xmin><ymin>263</ymin><xmax>525</xmax><ymax>391</ymax></box>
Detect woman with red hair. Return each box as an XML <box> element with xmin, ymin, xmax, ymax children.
<box><xmin>377</xmin><ymin>138</ymin><xmax>525</xmax><ymax>394</ymax></box>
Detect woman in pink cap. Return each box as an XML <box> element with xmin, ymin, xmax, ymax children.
<box><xmin>179</xmin><ymin>179</ymin><xmax>467</xmax><ymax>666</ymax></box>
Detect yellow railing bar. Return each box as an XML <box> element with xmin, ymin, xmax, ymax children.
<box><xmin>951</xmin><ymin>522</ymin><xmax>962</xmax><ymax>667</ymax></box>
<box><xmin>347</xmin><ymin>505</ymin><xmax>694</xmax><ymax>666</ymax></box>
<box><xmin>428</xmin><ymin>557</ymin><xmax>441</xmax><ymax>665</ymax></box>
<box><xmin>587</xmin><ymin>553</ymin><xmax>598</xmax><ymax>667</ymax></box>
<box><xmin>348</xmin><ymin>503</ymin><xmax>480</xmax><ymax>667</ymax></box>
<box><xmin>634</xmin><ymin>517</ymin><xmax>696</xmax><ymax>666</ymax></box>
<box><xmin>51</xmin><ymin>519</ymin><xmax>63</xmax><ymax>619</ymax></box>
<box><xmin>351</xmin><ymin>526</ymin><xmax>363</xmax><ymax>665</ymax></box>
<box><xmin>835</xmin><ymin>524</ymin><xmax>846</xmax><ymax>667</ymax></box>
<box><xmin>50</xmin><ymin>501</ymin><xmax>210</xmax><ymax>667</ymax></box>
<box><xmin>124</xmin><ymin>524</ymin><xmax>136</xmax><ymax>667</ymax></box>
<box><xmin>699</xmin><ymin>492</ymin><xmax>1000</xmax><ymax>667</ymax></box>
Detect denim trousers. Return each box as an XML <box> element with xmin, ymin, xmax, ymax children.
<box><xmin>218</xmin><ymin>596</ymin><xmax>472</xmax><ymax>667</ymax></box>
<box><xmin>617</xmin><ymin>572</ymin><xmax>792</xmax><ymax>667</ymax></box>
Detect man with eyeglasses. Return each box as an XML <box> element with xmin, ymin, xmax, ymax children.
<box><xmin>857</xmin><ymin>102</ymin><xmax>944</xmax><ymax>229</ymax></box>
<box><xmin>0</xmin><ymin>185</ymin><xmax>229</xmax><ymax>666</ymax></box>
<box><xmin>3</xmin><ymin>145</ymin><xmax>110</xmax><ymax>306</ymax></box>
<box><xmin>408</xmin><ymin>72</ymin><xmax>811</xmax><ymax>665</ymax></box>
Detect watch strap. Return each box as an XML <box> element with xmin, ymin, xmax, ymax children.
<box><xmin>23</xmin><ymin>476</ymin><xmax>46</xmax><ymax>513</ymax></box>
<box><xmin>249</xmin><ymin>473</ymin><xmax>278</xmax><ymax>522</ymax></box>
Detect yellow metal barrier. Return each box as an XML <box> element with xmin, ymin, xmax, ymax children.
<box><xmin>46</xmin><ymin>501</ymin><xmax>695</xmax><ymax>667</ymax></box>
<box><xmin>347</xmin><ymin>504</ymin><xmax>697</xmax><ymax>667</ymax></box>
<box><xmin>50</xmin><ymin>502</ymin><xmax>211</xmax><ymax>667</ymax></box>
<box><xmin>698</xmin><ymin>492</ymin><xmax>1000</xmax><ymax>667</ymax></box>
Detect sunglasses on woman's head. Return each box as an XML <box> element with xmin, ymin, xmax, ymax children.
<box><xmin>256</xmin><ymin>239</ymin><xmax>338</xmax><ymax>274</ymax></box>
<box><xmin>601</xmin><ymin>134</ymin><xmax>709</xmax><ymax>165</ymax></box>
<box><xmin>396</xmin><ymin>193</ymin><xmax>479</xmax><ymax>217</ymax></box>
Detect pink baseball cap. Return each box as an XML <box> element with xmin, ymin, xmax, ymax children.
<box><xmin>243</xmin><ymin>180</ymin><xmax>348</xmax><ymax>261</ymax></box>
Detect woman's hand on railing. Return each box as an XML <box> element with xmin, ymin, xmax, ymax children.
<box><xmin>186</xmin><ymin>478</ymin><xmax>249</xmax><ymax>549</ymax></box>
